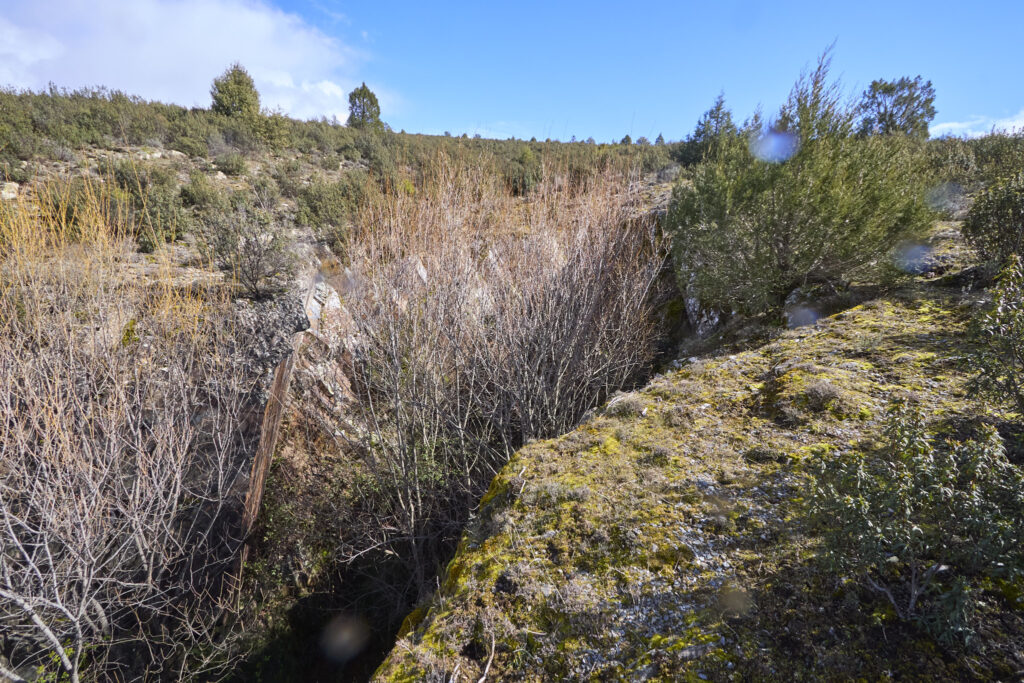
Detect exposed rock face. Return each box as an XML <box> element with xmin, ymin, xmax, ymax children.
<box><xmin>1</xmin><ymin>182</ymin><xmax>18</xmax><ymax>200</ymax></box>
<box><xmin>231</xmin><ymin>292</ymin><xmax>310</xmax><ymax>401</ymax></box>
<box><xmin>685</xmin><ymin>293</ymin><xmax>721</xmax><ymax>337</ymax></box>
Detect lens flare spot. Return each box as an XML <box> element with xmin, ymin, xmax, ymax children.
<box><xmin>749</xmin><ymin>129</ymin><xmax>799</xmax><ymax>163</ymax></box>
<box><xmin>320</xmin><ymin>614</ymin><xmax>370</xmax><ymax>664</ymax></box>
<box><xmin>893</xmin><ymin>242</ymin><xmax>933</xmax><ymax>274</ymax></box>
<box><xmin>785</xmin><ymin>306</ymin><xmax>819</xmax><ymax>329</ymax></box>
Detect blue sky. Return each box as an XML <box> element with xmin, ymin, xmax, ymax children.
<box><xmin>1</xmin><ymin>0</ymin><xmax>1021</xmax><ymax>141</ymax></box>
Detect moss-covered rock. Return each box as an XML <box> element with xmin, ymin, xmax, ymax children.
<box><xmin>374</xmin><ymin>279</ymin><xmax>1022</xmax><ymax>681</ymax></box>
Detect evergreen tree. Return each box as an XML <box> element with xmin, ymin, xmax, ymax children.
<box><xmin>347</xmin><ymin>83</ymin><xmax>383</xmax><ymax>130</ymax></box>
<box><xmin>858</xmin><ymin>76</ymin><xmax>936</xmax><ymax>138</ymax></box>
<box><xmin>666</xmin><ymin>52</ymin><xmax>931</xmax><ymax>314</ymax></box>
<box><xmin>210</xmin><ymin>63</ymin><xmax>260</xmax><ymax>122</ymax></box>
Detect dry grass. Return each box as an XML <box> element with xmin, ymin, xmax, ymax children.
<box><xmin>0</xmin><ymin>179</ymin><xmax>255</xmax><ymax>681</ymax></box>
<box><xmin>320</xmin><ymin>157</ymin><xmax>668</xmax><ymax>622</ymax></box>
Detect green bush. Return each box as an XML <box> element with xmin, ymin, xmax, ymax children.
<box><xmin>210</xmin><ymin>63</ymin><xmax>260</xmax><ymax>122</ymax></box>
<box><xmin>96</xmin><ymin>159</ymin><xmax>184</xmax><ymax>251</ymax></box>
<box><xmin>963</xmin><ymin>172</ymin><xmax>1024</xmax><ymax>266</ymax></box>
<box><xmin>666</xmin><ymin>56</ymin><xmax>931</xmax><ymax>315</ymax></box>
<box><xmin>810</xmin><ymin>400</ymin><xmax>1024</xmax><ymax>644</ymax></box>
<box><xmin>214</xmin><ymin>152</ymin><xmax>248</xmax><ymax>177</ymax></box>
<box><xmin>203</xmin><ymin>206</ymin><xmax>295</xmax><ymax>299</ymax></box>
<box><xmin>250</xmin><ymin>173</ymin><xmax>281</xmax><ymax>212</ymax></box>
<box><xmin>272</xmin><ymin>159</ymin><xmax>304</xmax><ymax>198</ymax></box>
<box><xmin>170</xmin><ymin>135</ymin><xmax>208</xmax><ymax>158</ymax></box>
<box><xmin>973</xmin><ymin>255</ymin><xmax>1024</xmax><ymax>415</ymax></box>
<box><xmin>0</xmin><ymin>154</ymin><xmax>33</xmax><ymax>183</ymax></box>
<box><xmin>504</xmin><ymin>145</ymin><xmax>542</xmax><ymax>196</ymax></box>
<box><xmin>355</xmin><ymin>130</ymin><xmax>397</xmax><ymax>190</ymax></box>
<box><xmin>296</xmin><ymin>171</ymin><xmax>369</xmax><ymax>248</ymax></box>
<box><xmin>179</xmin><ymin>170</ymin><xmax>227</xmax><ymax>213</ymax></box>
<box><xmin>971</xmin><ymin>131</ymin><xmax>1024</xmax><ymax>186</ymax></box>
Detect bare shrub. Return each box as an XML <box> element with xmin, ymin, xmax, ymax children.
<box><xmin>327</xmin><ymin>157</ymin><xmax>666</xmax><ymax>619</ymax></box>
<box><xmin>0</xmin><ymin>185</ymin><xmax>257</xmax><ymax>681</ymax></box>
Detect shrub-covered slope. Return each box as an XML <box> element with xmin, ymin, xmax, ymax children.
<box><xmin>375</xmin><ymin>277</ymin><xmax>1024</xmax><ymax>681</ymax></box>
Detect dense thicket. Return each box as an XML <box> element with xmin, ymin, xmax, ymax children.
<box><xmin>0</xmin><ymin>188</ymin><xmax>262</xmax><ymax>681</ymax></box>
<box><xmin>666</xmin><ymin>54</ymin><xmax>932</xmax><ymax>316</ymax></box>
<box><xmin>963</xmin><ymin>172</ymin><xmax>1024</xmax><ymax>266</ymax></box>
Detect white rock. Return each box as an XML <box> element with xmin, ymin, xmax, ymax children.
<box><xmin>1</xmin><ymin>182</ymin><xmax>18</xmax><ymax>200</ymax></box>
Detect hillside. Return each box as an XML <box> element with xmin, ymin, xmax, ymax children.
<box><xmin>375</xmin><ymin>241</ymin><xmax>1024</xmax><ymax>681</ymax></box>
<box><xmin>4</xmin><ymin>73</ymin><xmax>1024</xmax><ymax>683</ymax></box>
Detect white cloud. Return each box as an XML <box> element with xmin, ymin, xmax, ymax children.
<box><xmin>0</xmin><ymin>0</ymin><xmax>395</xmax><ymax>122</ymax></box>
<box><xmin>932</xmin><ymin>108</ymin><xmax>1024</xmax><ymax>138</ymax></box>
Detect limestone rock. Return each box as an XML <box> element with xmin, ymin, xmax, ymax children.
<box><xmin>1</xmin><ymin>182</ymin><xmax>19</xmax><ymax>200</ymax></box>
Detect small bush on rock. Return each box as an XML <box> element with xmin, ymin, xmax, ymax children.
<box><xmin>963</xmin><ymin>171</ymin><xmax>1024</xmax><ymax>267</ymax></box>
<box><xmin>810</xmin><ymin>400</ymin><xmax>1024</xmax><ymax>644</ymax></box>
<box><xmin>973</xmin><ymin>254</ymin><xmax>1024</xmax><ymax>415</ymax></box>
<box><xmin>203</xmin><ymin>206</ymin><xmax>294</xmax><ymax>299</ymax></box>
<box><xmin>214</xmin><ymin>152</ymin><xmax>248</xmax><ymax>177</ymax></box>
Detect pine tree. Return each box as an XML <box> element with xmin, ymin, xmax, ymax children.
<box><xmin>210</xmin><ymin>63</ymin><xmax>260</xmax><ymax>122</ymax></box>
<box><xmin>347</xmin><ymin>83</ymin><xmax>383</xmax><ymax>130</ymax></box>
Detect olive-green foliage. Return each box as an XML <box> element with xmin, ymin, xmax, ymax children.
<box><xmin>271</xmin><ymin>159</ymin><xmax>304</xmax><ymax>198</ymax></box>
<box><xmin>810</xmin><ymin>400</ymin><xmax>1024</xmax><ymax>644</ymax></box>
<box><xmin>179</xmin><ymin>170</ymin><xmax>227</xmax><ymax>214</ymax></box>
<box><xmin>214</xmin><ymin>152</ymin><xmax>248</xmax><ymax>177</ymax></box>
<box><xmin>0</xmin><ymin>155</ymin><xmax>32</xmax><ymax>183</ymax></box>
<box><xmin>0</xmin><ymin>85</ymin><xmax>208</xmax><ymax>157</ymax></box>
<box><xmin>296</xmin><ymin>171</ymin><xmax>370</xmax><ymax>249</ymax></box>
<box><xmin>666</xmin><ymin>55</ymin><xmax>931</xmax><ymax>315</ymax></box>
<box><xmin>963</xmin><ymin>172</ymin><xmax>1024</xmax><ymax>265</ymax></box>
<box><xmin>203</xmin><ymin>206</ymin><xmax>295</xmax><ymax>299</ymax></box>
<box><xmin>100</xmin><ymin>158</ymin><xmax>185</xmax><ymax>251</ymax></box>
<box><xmin>0</xmin><ymin>84</ymin><xmax>676</xmax><ymax>195</ymax></box>
<box><xmin>672</xmin><ymin>94</ymin><xmax>737</xmax><ymax>166</ymax></box>
<box><xmin>926</xmin><ymin>131</ymin><xmax>1024</xmax><ymax>190</ymax></box>
<box><xmin>169</xmin><ymin>134</ymin><xmax>208</xmax><ymax>159</ymax></box>
<box><xmin>355</xmin><ymin>130</ymin><xmax>397</xmax><ymax>189</ymax></box>
<box><xmin>260</xmin><ymin>110</ymin><xmax>291</xmax><ymax>152</ymax></box>
<box><xmin>504</xmin><ymin>145</ymin><xmax>542</xmax><ymax>195</ymax></box>
<box><xmin>251</xmin><ymin>173</ymin><xmax>281</xmax><ymax>212</ymax></box>
<box><xmin>210</xmin><ymin>63</ymin><xmax>261</xmax><ymax>122</ymax></box>
<box><xmin>973</xmin><ymin>255</ymin><xmax>1024</xmax><ymax>415</ymax></box>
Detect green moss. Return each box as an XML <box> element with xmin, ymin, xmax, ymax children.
<box><xmin>120</xmin><ymin>318</ymin><xmax>139</xmax><ymax>346</ymax></box>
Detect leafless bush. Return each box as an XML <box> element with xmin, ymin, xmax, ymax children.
<box><xmin>0</xmin><ymin>185</ymin><xmax>257</xmax><ymax>681</ymax></box>
<box><xmin>328</xmin><ymin>158</ymin><xmax>666</xmax><ymax>614</ymax></box>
